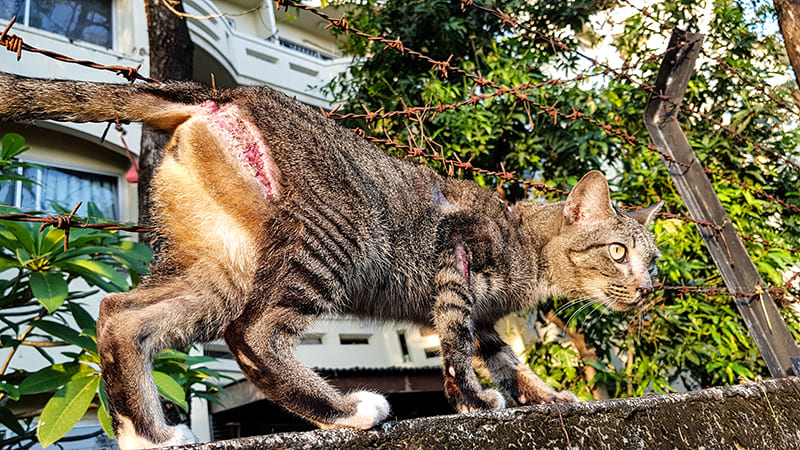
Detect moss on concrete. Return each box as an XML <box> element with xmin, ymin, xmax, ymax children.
<box><xmin>176</xmin><ymin>377</ymin><xmax>800</xmax><ymax>449</ymax></box>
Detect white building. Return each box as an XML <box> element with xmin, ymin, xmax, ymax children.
<box><xmin>0</xmin><ymin>0</ymin><xmax>475</xmax><ymax>447</ymax></box>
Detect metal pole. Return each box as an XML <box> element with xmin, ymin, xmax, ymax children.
<box><xmin>643</xmin><ymin>29</ymin><xmax>800</xmax><ymax>378</ymax></box>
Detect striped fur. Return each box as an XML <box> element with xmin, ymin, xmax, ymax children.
<box><xmin>0</xmin><ymin>72</ymin><xmax>661</xmax><ymax>449</ymax></box>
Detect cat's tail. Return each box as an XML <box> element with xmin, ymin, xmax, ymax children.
<box><xmin>0</xmin><ymin>71</ymin><xmax>234</xmax><ymax>131</ymax></box>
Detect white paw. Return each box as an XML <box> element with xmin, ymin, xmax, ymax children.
<box><xmin>489</xmin><ymin>389</ymin><xmax>506</xmax><ymax>409</ymax></box>
<box><xmin>116</xmin><ymin>417</ymin><xmax>198</xmax><ymax>450</ymax></box>
<box><xmin>160</xmin><ymin>424</ymin><xmax>199</xmax><ymax>446</ymax></box>
<box><xmin>327</xmin><ymin>391</ymin><xmax>390</xmax><ymax>430</ymax></box>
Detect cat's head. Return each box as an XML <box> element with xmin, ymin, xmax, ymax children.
<box><xmin>543</xmin><ymin>171</ymin><xmax>662</xmax><ymax>311</ymax></box>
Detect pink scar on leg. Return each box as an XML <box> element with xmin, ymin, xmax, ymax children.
<box><xmin>200</xmin><ymin>102</ymin><xmax>279</xmax><ymax>199</ymax></box>
<box><xmin>455</xmin><ymin>244</ymin><xmax>469</xmax><ymax>283</ymax></box>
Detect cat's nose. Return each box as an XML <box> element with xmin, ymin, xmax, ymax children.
<box><xmin>637</xmin><ymin>278</ymin><xmax>654</xmax><ymax>297</ymax></box>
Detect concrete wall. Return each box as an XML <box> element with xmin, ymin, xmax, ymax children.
<box><xmin>176</xmin><ymin>377</ymin><xmax>800</xmax><ymax>449</ymax></box>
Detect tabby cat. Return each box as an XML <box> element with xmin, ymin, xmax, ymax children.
<box><xmin>0</xmin><ymin>71</ymin><xmax>661</xmax><ymax>449</ymax></box>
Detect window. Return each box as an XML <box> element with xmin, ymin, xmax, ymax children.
<box><xmin>1</xmin><ymin>0</ymin><xmax>113</xmax><ymax>49</ymax></box>
<box><xmin>203</xmin><ymin>344</ymin><xmax>234</xmax><ymax>360</ymax></box>
<box><xmin>339</xmin><ymin>334</ymin><xmax>370</xmax><ymax>345</ymax></box>
<box><xmin>0</xmin><ymin>165</ymin><xmax>120</xmax><ymax>220</ymax></box>
<box><xmin>397</xmin><ymin>332</ymin><xmax>411</xmax><ymax>363</ymax></box>
<box><xmin>299</xmin><ymin>334</ymin><xmax>323</xmax><ymax>345</ymax></box>
<box><xmin>424</xmin><ymin>347</ymin><xmax>441</xmax><ymax>359</ymax></box>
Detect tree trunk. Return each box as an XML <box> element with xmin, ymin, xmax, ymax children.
<box><xmin>774</xmin><ymin>0</ymin><xmax>800</xmax><ymax>108</ymax></box>
<box><xmin>139</xmin><ymin>2</ymin><xmax>195</xmax><ymax>426</ymax></box>
<box><xmin>139</xmin><ymin>0</ymin><xmax>194</xmax><ymax>251</ymax></box>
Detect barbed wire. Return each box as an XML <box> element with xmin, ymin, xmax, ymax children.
<box><xmin>0</xmin><ymin>203</ymin><xmax>154</xmax><ymax>251</ymax></box>
<box><xmin>281</xmin><ymin>0</ymin><xmax>800</xmax><ymax>253</ymax></box>
<box><xmin>600</xmin><ymin>0</ymin><xmax>800</xmax><ymax>171</ymax></box>
<box><xmin>705</xmin><ymin>53</ymin><xmax>800</xmax><ymax>119</ymax></box>
<box><xmin>293</xmin><ymin>0</ymin><xmax>800</xmax><ymax>257</ymax></box>
<box><xmin>615</xmin><ymin>0</ymin><xmax>800</xmax><ymax>121</ymax></box>
<box><xmin>654</xmin><ymin>282</ymin><xmax>792</xmax><ymax>304</ymax></box>
<box><xmin>0</xmin><ymin>3</ymin><xmax>797</xmax><ymax>299</ymax></box>
<box><xmin>460</xmin><ymin>0</ymin><xmax>800</xmax><ymax>199</ymax></box>
<box><xmin>613</xmin><ymin>0</ymin><xmax>675</xmax><ymax>33</ymax></box>
<box><xmin>323</xmin><ymin>42</ymin><xmax>679</xmax><ymax>124</ymax></box>
<box><xmin>0</xmin><ymin>17</ymin><xmax>158</xmax><ymax>84</ymax></box>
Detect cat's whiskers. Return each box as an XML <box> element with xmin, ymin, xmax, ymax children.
<box><xmin>565</xmin><ymin>295</ymin><xmax>605</xmax><ymax>326</ymax></box>
<box><xmin>555</xmin><ymin>292</ymin><xmax>596</xmax><ymax>314</ymax></box>
<box><xmin>637</xmin><ymin>308</ymin><xmax>644</xmax><ymax>344</ymax></box>
<box><xmin>556</xmin><ymin>293</ymin><xmax>602</xmax><ymax>317</ymax></box>
<box><xmin>555</xmin><ymin>283</ymin><xmax>603</xmax><ymax>314</ymax></box>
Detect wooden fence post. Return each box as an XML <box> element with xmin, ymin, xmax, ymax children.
<box><xmin>643</xmin><ymin>29</ymin><xmax>800</xmax><ymax>377</ymax></box>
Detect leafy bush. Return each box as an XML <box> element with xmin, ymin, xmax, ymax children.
<box><xmin>326</xmin><ymin>0</ymin><xmax>800</xmax><ymax>398</ymax></box>
<box><xmin>0</xmin><ymin>133</ymin><xmax>229</xmax><ymax>448</ymax></box>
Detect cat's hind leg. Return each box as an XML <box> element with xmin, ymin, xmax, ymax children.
<box><xmin>224</xmin><ymin>274</ymin><xmax>389</xmax><ymax>429</ymax></box>
<box><xmin>97</xmin><ymin>278</ymin><xmax>233</xmax><ymax>449</ymax></box>
<box><xmin>475</xmin><ymin>327</ymin><xmax>578</xmax><ymax>405</ymax></box>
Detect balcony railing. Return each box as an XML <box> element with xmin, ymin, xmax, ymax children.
<box><xmin>183</xmin><ymin>0</ymin><xmax>352</xmax><ymax>108</ymax></box>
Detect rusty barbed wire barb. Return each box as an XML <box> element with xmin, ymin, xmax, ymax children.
<box><xmin>274</xmin><ymin>0</ymin><xmax>476</xmax><ymax>82</ymax></box>
<box><xmin>355</xmin><ymin>129</ymin><xmax>570</xmax><ymax>197</ymax></box>
<box><xmin>0</xmin><ymin>17</ymin><xmax>159</xmax><ymax>83</ymax></box>
<box><xmin>615</xmin><ymin>0</ymin><xmax>675</xmax><ymax>33</ymax></box>
<box><xmin>0</xmin><ymin>210</ymin><xmax>155</xmax><ymax>235</ymax></box>
<box><xmin>656</xmin><ymin>211</ymin><xmax>800</xmax><ymax>255</ymax></box>
<box><xmin>654</xmin><ymin>282</ymin><xmax>790</xmax><ymax>303</ymax></box>
<box><xmin>738</xmin><ymin>231</ymin><xmax>800</xmax><ymax>255</ymax></box>
<box><xmin>785</xmin><ymin>270</ymin><xmax>800</xmax><ymax>291</ymax></box>
<box><xmin>703</xmin><ymin>167</ymin><xmax>800</xmax><ymax>214</ymax></box>
<box><xmin>708</xmin><ymin>53</ymin><xmax>800</xmax><ymax>118</ymax></box>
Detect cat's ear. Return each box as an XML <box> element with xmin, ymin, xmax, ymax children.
<box><xmin>563</xmin><ymin>171</ymin><xmax>615</xmax><ymax>228</ymax></box>
<box><xmin>627</xmin><ymin>201</ymin><xmax>663</xmax><ymax>226</ymax></box>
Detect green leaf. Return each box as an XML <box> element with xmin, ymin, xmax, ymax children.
<box><xmin>195</xmin><ymin>391</ymin><xmax>226</xmax><ymax>406</ymax></box>
<box><xmin>97</xmin><ymin>379</ymin><xmax>115</xmax><ymax>438</ymax></box>
<box><xmin>30</xmin><ymin>272</ymin><xmax>69</xmax><ymax>312</ymax></box>
<box><xmin>57</xmin><ymin>259</ymin><xmax>129</xmax><ymax>292</ymax></box>
<box><xmin>19</xmin><ymin>363</ymin><xmax>92</xmax><ymax>395</ymax></box>
<box><xmin>0</xmin><ymin>381</ymin><xmax>21</xmax><ymax>400</ymax></box>
<box><xmin>37</xmin><ymin>374</ymin><xmax>100</xmax><ymax>447</ymax></box>
<box><xmin>1</xmin><ymin>221</ymin><xmax>36</xmax><ymax>254</ymax></box>
<box><xmin>38</xmin><ymin>228</ymin><xmax>66</xmax><ymax>256</ymax></box>
<box><xmin>158</xmin><ymin>348</ymin><xmax>217</xmax><ymax>365</ymax></box>
<box><xmin>153</xmin><ymin>370</ymin><xmax>189</xmax><ymax>412</ymax></box>
<box><xmin>0</xmin><ymin>254</ymin><xmax>20</xmax><ymax>271</ymax></box>
<box><xmin>1</xmin><ymin>133</ymin><xmax>29</xmax><ymax>160</ymax></box>
<box><xmin>67</xmin><ymin>302</ymin><xmax>97</xmax><ymax>333</ymax></box>
<box><xmin>56</xmin><ymin>244</ymin><xmax>151</xmax><ymax>275</ymax></box>
<box><xmin>0</xmin><ymin>404</ymin><xmax>25</xmax><ymax>436</ymax></box>
<box><xmin>32</xmin><ymin>320</ymin><xmax>97</xmax><ymax>354</ymax></box>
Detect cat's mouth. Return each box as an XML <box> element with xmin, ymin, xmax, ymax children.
<box><xmin>603</xmin><ymin>282</ymin><xmax>655</xmax><ymax>311</ymax></box>
<box><xmin>607</xmin><ymin>290</ymin><xmax>650</xmax><ymax>311</ymax></box>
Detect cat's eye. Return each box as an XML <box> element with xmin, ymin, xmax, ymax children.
<box><xmin>608</xmin><ymin>243</ymin><xmax>627</xmax><ymax>263</ymax></box>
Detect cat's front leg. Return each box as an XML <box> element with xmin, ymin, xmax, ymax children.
<box><xmin>433</xmin><ymin>247</ymin><xmax>505</xmax><ymax>413</ymax></box>
<box><xmin>475</xmin><ymin>327</ymin><xmax>578</xmax><ymax>405</ymax></box>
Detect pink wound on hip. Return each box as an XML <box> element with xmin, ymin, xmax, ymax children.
<box><xmin>202</xmin><ymin>103</ymin><xmax>279</xmax><ymax>199</ymax></box>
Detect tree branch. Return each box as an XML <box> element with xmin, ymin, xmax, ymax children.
<box><xmin>546</xmin><ymin>310</ymin><xmax>610</xmax><ymax>400</ymax></box>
